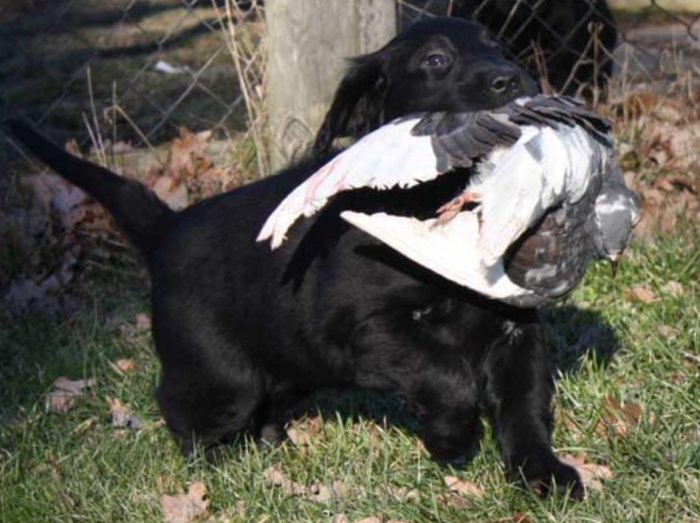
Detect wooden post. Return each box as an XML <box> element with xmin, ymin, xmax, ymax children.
<box><xmin>266</xmin><ymin>0</ymin><xmax>397</xmax><ymax>172</ymax></box>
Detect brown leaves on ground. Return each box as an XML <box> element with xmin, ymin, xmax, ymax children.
<box><xmin>560</xmin><ymin>454</ymin><xmax>614</xmax><ymax>493</ymax></box>
<box><xmin>106</xmin><ymin>396</ymin><xmax>144</xmax><ymax>430</ymax></box>
<box><xmin>596</xmin><ymin>396</ymin><xmax>644</xmax><ymax>439</ymax></box>
<box><xmin>161</xmin><ymin>481</ymin><xmax>209</xmax><ymax>523</ymax></box>
<box><xmin>611</xmin><ymin>89</ymin><xmax>700</xmax><ymax>241</ymax></box>
<box><xmin>3</xmin><ymin>127</ymin><xmax>242</xmax><ymax>318</ymax></box>
<box><xmin>286</xmin><ymin>415</ymin><xmax>323</xmax><ymax>448</ymax></box>
<box><xmin>263</xmin><ymin>466</ymin><xmax>352</xmax><ymax>503</ymax></box>
<box><xmin>443</xmin><ymin>475</ymin><xmax>484</xmax><ymax>498</ymax></box>
<box><xmin>109</xmin><ymin>358</ymin><xmax>137</xmax><ymax>374</ymax></box>
<box><xmin>147</xmin><ymin>127</ymin><xmax>240</xmax><ymax>209</ymax></box>
<box><xmin>624</xmin><ymin>285</ymin><xmax>660</xmax><ymax>304</ymax></box>
<box><xmin>46</xmin><ymin>377</ymin><xmax>96</xmax><ymax>413</ymax></box>
<box><xmin>335</xmin><ymin>517</ymin><xmax>409</xmax><ymax>523</ymax></box>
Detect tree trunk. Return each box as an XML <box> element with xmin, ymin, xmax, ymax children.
<box><xmin>266</xmin><ymin>0</ymin><xmax>397</xmax><ymax>172</ymax></box>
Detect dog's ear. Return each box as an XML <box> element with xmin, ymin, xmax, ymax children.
<box><xmin>312</xmin><ymin>52</ymin><xmax>388</xmax><ymax>158</ymax></box>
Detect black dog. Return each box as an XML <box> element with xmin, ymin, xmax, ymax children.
<box><xmin>452</xmin><ymin>0</ymin><xmax>617</xmax><ymax>97</ymax></box>
<box><xmin>7</xmin><ymin>17</ymin><xmax>583</xmax><ymax>499</ymax></box>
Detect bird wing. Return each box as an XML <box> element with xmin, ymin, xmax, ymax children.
<box><xmin>340</xmin><ymin>210</ymin><xmax>541</xmax><ymax>305</ymax></box>
<box><xmin>257</xmin><ymin>111</ymin><xmax>522</xmax><ymax>249</ymax></box>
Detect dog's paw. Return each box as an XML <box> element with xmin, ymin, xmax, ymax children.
<box><xmin>510</xmin><ymin>452</ymin><xmax>585</xmax><ymax>500</ymax></box>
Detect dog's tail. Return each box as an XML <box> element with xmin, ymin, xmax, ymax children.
<box><xmin>6</xmin><ymin>120</ymin><xmax>174</xmax><ymax>256</ymax></box>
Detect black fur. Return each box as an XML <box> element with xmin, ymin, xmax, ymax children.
<box><xmin>313</xmin><ymin>17</ymin><xmax>538</xmax><ymax>157</ymax></box>
<box><xmin>7</xmin><ymin>18</ymin><xmax>583</xmax><ymax>499</ymax></box>
<box><xmin>453</xmin><ymin>0</ymin><xmax>617</xmax><ymax>97</ymax></box>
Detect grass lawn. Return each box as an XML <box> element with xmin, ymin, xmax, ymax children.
<box><xmin>0</xmin><ymin>213</ymin><xmax>698</xmax><ymax>522</ymax></box>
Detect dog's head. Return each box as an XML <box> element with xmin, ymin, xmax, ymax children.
<box><xmin>313</xmin><ymin>17</ymin><xmax>538</xmax><ymax>156</ymax></box>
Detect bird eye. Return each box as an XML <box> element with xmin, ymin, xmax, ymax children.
<box><xmin>424</xmin><ymin>53</ymin><xmax>450</xmax><ymax>68</ymax></box>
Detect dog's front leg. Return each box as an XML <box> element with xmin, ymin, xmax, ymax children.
<box><xmin>482</xmin><ymin>318</ymin><xmax>584</xmax><ymax>499</ymax></box>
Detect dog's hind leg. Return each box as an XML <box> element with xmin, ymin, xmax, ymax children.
<box><xmin>155</xmin><ymin>364</ymin><xmax>267</xmax><ymax>456</ymax></box>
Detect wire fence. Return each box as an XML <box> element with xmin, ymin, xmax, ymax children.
<box><xmin>0</xmin><ymin>0</ymin><xmax>698</xmax><ymax>163</ymax></box>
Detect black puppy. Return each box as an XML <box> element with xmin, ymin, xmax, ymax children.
<box><xmin>452</xmin><ymin>0</ymin><xmax>617</xmax><ymax>97</ymax></box>
<box><xmin>7</xmin><ymin>17</ymin><xmax>583</xmax><ymax>498</ymax></box>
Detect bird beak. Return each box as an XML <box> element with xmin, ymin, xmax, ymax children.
<box><xmin>609</xmin><ymin>253</ymin><xmax>622</xmax><ymax>277</ymax></box>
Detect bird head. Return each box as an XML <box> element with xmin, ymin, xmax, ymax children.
<box><xmin>592</xmin><ymin>185</ymin><xmax>642</xmax><ymax>274</ymax></box>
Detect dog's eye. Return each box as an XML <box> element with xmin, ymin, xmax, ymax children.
<box><xmin>424</xmin><ymin>53</ymin><xmax>450</xmax><ymax>68</ymax></box>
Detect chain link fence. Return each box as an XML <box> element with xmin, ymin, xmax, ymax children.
<box><xmin>0</xmin><ymin>0</ymin><xmax>698</xmax><ymax>162</ymax></box>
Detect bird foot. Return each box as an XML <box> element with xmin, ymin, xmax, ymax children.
<box><xmin>433</xmin><ymin>191</ymin><xmax>481</xmax><ymax>227</ymax></box>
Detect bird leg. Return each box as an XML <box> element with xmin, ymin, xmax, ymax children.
<box><xmin>433</xmin><ymin>190</ymin><xmax>482</xmax><ymax>226</ymax></box>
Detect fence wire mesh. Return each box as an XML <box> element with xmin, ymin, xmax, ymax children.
<box><xmin>0</xmin><ymin>0</ymin><xmax>698</xmax><ymax>161</ymax></box>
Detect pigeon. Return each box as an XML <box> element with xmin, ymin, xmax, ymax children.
<box><xmin>258</xmin><ymin>95</ymin><xmax>640</xmax><ymax>307</ymax></box>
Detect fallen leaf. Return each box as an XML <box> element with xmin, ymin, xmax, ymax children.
<box><xmin>153</xmin><ymin>176</ymin><xmax>188</xmax><ymax>210</ymax></box>
<box><xmin>107</xmin><ymin>397</ymin><xmax>144</xmax><ymax>430</ymax></box>
<box><xmin>332</xmin><ymin>515</ymin><xmax>349</xmax><ymax>523</ymax></box>
<box><xmin>443</xmin><ymin>475</ymin><xmax>484</xmax><ymax>498</ymax></box>
<box><xmin>135</xmin><ymin>313</ymin><xmax>152</xmax><ymax>331</ymax></box>
<box><xmin>560</xmin><ymin>454</ymin><xmax>613</xmax><ymax>493</ymax></box>
<box><xmin>263</xmin><ymin>467</ymin><xmax>351</xmax><ymax>503</ymax></box>
<box><xmin>355</xmin><ymin>518</ymin><xmax>382</xmax><ymax>523</ymax></box>
<box><xmin>110</xmin><ymin>358</ymin><xmax>136</xmax><ymax>374</ymax></box>
<box><xmin>624</xmin><ymin>285</ymin><xmax>659</xmax><ymax>304</ymax></box>
<box><xmin>511</xmin><ymin>513</ymin><xmax>534</xmax><ymax>523</ymax></box>
<box><xmin>307</xmin><ymin>479</ymin><xmax>350</xmax><ymax>503</ymax></box>
<box><xmin>661</xmin><ymin>281</ymin><xmax>685</xmax><ymax>296</ymax></box>
<box><xmin>658</xmin><ymin>325</ymin><xmax>679</xmax><ymax>339</ymax></box>
<box><xmin>263</xmin><ymin>466</ymin><xmax>306</xmax><ymax>496</ymax></box>
<box><xmin>286</xmin><ymin>415</ymin><xmax>323</xmax><ymax>447</ymax></box>
<box><xmin>384</xmin><ymin>484</ymin><xmax>420</xmax><ymax>502</ymax></box>
<box><xmin>46</xmin><ymin>377</ymin><xmax>95</xmax><ymax>413</ymax></box>
<box><xmin>439</xmin><ymin>493</ymin><xmax>469</xmax><ymax>509</ymax></box>
<box><xmin>597</xmin><ymin>397</ymin><xmax>643</xmax><ymax>438</ymax></box>
<box><xmin>161</xmin><ymin>481</ymin><xmax>209</xmax><ymax>523</ymax></box>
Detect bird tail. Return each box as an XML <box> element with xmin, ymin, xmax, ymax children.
<box><xmin>6</xmin><ymin>120</ymin><xmax>174</xmax><ymax>257</ymax></box>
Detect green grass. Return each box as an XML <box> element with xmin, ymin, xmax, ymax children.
<box><xmin>1</xmin><ymin>223</ymin><xmax>698</xmax><ymax>523</ymax></box>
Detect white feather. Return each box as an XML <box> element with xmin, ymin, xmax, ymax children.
<box><xmin>257</xmin><ymin>118</ymin><xmax>436</xmax><ymax>249</ymax></box>
<box><xmin>340</xmin><ymin>210</ymin><xmax>535</xmax><ymax>300</ymax></box>
<box><xmin>469</xmin><ymin>125</ymin><xmax>601</xmax><ymax>265</ymax></box>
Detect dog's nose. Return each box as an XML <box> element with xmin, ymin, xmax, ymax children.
<box><xmin>488</xmin><ymin>65</ymin><xmax>540</xmax><ymax>96</ymax></box>
<box><xmin>489</xmin><ymin>68</ymin><xmax>523</xmax><ymax>94</ymax></box>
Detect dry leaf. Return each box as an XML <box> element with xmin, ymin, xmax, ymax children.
<box><xmin>355</xmin><ymin>518</ymin><xmax>382</xmax><ymax>523</ymax></box>
<box><xmin>597</xmin><ymin>397</ymin><xmax>643</xmax><ymax>438</ymax></box>
<box><xmin>511</xmin><ymin>513</ymin><xmax>534</xmax><ymax>523</ymax></box>
<box><xmin>658</xmin><ymin>325</ymin><xmax>679</xmax><ymax>339</ymax></box>
<box><xmin>440</xmin><ymin>493</ymin><xmax>469</xmax><ymax>509</ymax></box>
<box><xmin>443</xmin><ymin>475</ymin><xmax>484</xmax><ymax>498</ymax></box>
<box><xmin>161</xmin><ymin>481</ymin><xmax>209</xmax><ymax>523</ymax></box>
<box><xmin>263</xmin><ymin>466</ymin><xmax>306</xmax><ymax>496</ymax></box>
<box><xmin>384</xmin><ymin>484</ymin><xmax>420</xmax><ymax>502</ymax></box>
<box><xmin>560</xmin><ymin>454</ymin><xmax>613</xmax><ymax>493</ymax></box>
<box><xmin>263</xmin><ymin>467</ymin><xmax>350</xmax><ymax>503</ymax></box>
<box><xmin>110</xmin><ymin>358</ymin><xmax>136</xmax><ymax>374</ymax></box>
<box><xmin>107</xmin><ymin>397</ymin><xmax>144</xmax><ymax>430</ymax></box>
<box><xmin>624</xmin><ymin>285</ymin><xmax>659</xmax><ymax>304</ymax></box>
<box><xmin>661</xmin><ymin>281</ymin><xmax>685</xmax><ymax>296</ymax></box>
<box><xmin>332</xmin><ymin>515</ymin><xmax>349</xmax><ymax>523</ymax></box>
<box><xmin>135</xmin><ymin>313</ymin><xmax>152</xmax><ymax>331</ymax></box>
<box><xmin>46</xmin><ymin>377</ymin><xmax>95</xmax><ymax>413</ymax></box>
<box><xmin>153</xmin><ymin>176</ymin><xmax>188</xmax><ymax>211</ymax></box>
